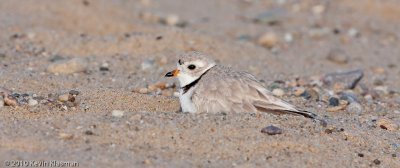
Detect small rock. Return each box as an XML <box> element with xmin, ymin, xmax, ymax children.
<box><xmin>0</xmin><ymin>96</ymin><xmax>4</xmax><ymax>108</ymax></box>
<box><xmin>284</xmin><ymin>33</ymin><xmax>293</xmax><ymax>42</ymax></box>
<box><xmin>148</xmin><ymin>85</ymin><xmax>156</xmax><ymax>92</ymax></box>
<box><xmin>28</xmin><ymin>99</ymin><xmax>38</xmax><ymax>106</ymax></box>
<box><xmin>59</xmin><ymin>94</ymin><xmax>69</xmax><ymax>102</ymax></box>
<box><xmin>272</xmin><ymin>88</ymin><xmax>284</xmax><ymax>97</ymax></box>
<box><xmin>4</xmin><ymin>94</ymin><xmax>20</xmax><ymax>108</ymax></box>
<box><xmin>253</xmin><ymin>9</ymin><xmax>288</xmax><ymax>25</ymax></box>
<box><xmin>112</xmin><ymin>110</ymin><xmax>124</xmax><ymax>117</ymax></box>
<box><xmin>156</xmin><ymin>83</ymin><xmax>166</xmax><ymax>89</ymax></box>
<box><xmin>324</xmin><ymin>129</ymin><xmax>333</xmax><ymax>134</ymax></box>
<box><xmin>348</xmin><ymin>28</ymin><xmax>359</xmax><ymax>37</ymax></box>
<box><xmin>58</xmin><ymin>133</ymin><xmax>73</xmax><ymax>140</ymax></box>
<box><xmin>69</xmin><ymin>90</ymin><xmax>80</xmax><ymax>95</ymax></box>
<box><xmin>261</xmin><ymin>126</ymin><xmax>282</xmax><ymax>135</ymax></box>
<box><xmin>49</xmin><ymin>55</ymin><xmax>65</xmax><ymax>62</ymax></box>
<box><xmin>326</xmin><ymin>106</ymin><xmax>345</xmax><ymax>112</ymax></box>
<box><xmin>357</xmin><ymin>153</ymin><xmax>364</xmax><ymax>157</ymax></box>
<box><xmin>329</xmin><ymin>97</ymin><xmax>339</xmax><ymax>106</ymax></box>
<box><xmin>166</xmin><ymin>14</ymin><xmax>179</xmax><ymax>26</ymax></box>
<box><xmin>373</xmin><ymin>159</ymin><xmax>381</xmax><ymax>165</ymax></box>
<box><xmin>327</xmin><ymin>49</ymin><xmax>349</xmax><ymax>64</ymax></box>
<box><xmin>173</xmin><ymin>92</ymin><xmax>179</xmax><ymax>97</ymax></box>
<box><xmin>84</xmin><ymin>130</ymin><xmax>94</xmax><ymax>135</ymax></box>
<box><xmin>373</xmin><ymin>67</ymin><xmax>385</xmax><ymax>74</ymax></box>
<box><xmin>130</xmin><ymin>114</ymin><xmax>142</xmax><ymax>121</ymax></box>
<box><xmin>47</xmin><ymin>58</ymin><xmax>88</xmax><ymax>74</ymax></box>
<box><xmin>322</xmin><ymin>70</ymin><xmax>364</xmax><ymax>90</ymax></box>
<box><xmin>257</xmin><ymin>32</ymin><xmax>278</xmax><ymax>48</ymax></box>
<box><xmin>376</xmin><ymin>118</ymin><xmax>398</xmax><ymax>131</ymax></box>
<box><xmin>99</xmin><ymin>67</ymin><xmax>109</xmax><ymax>71</ymax></box>
<box><xmin>141</xmin><ymin>60</ymin><xmax>156</xmax><ymax>71</ymax></box>
<box><xmin>346</xmin><ymin>102</ymin><xmax>363</xmax><ymax>114</ymax></box>
<box><xmin>299</xmin><ymin>90</ymin><xmax>312</xmax><ymax>100</ymax></box>
<box><xmin>139</xmin><ymin>88</ymin><xmax>148</xmax><ymax>94</ymax></box>
<box><xmin>339</xmin><ymin>92</ymin><xmax>357</xmax><ymax>103</ymax></box>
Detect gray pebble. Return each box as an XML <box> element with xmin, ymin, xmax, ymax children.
<box><xmin>69</xmin><ymin>90</ymin><xmax>80</xmax><ymax>95</ymax></box>
<box><xmin>261</xmin><ymin>126</ymin><xmax>282</xmax><ymax>135</ymax></box>
<box><xmin>322</xmin><ymin>70</ymin><xmax>364</xmax><ymax>89</ymax></box>
<box><xmin>28</xmin><ymin>98</ymin><xmax>38</xmax><ymax>106</ymax></box>
<box><xmin>346</xmin><ymin>102</ymin><xmax>363</xmax><ymax>114</ymax></box>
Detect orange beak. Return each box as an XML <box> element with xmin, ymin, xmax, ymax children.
<box><xmin>165</xmin><ymin>69</ymin><xmax>179</xmax><ymax>77</ymax></box>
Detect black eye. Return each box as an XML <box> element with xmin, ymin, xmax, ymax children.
<box><xmin>188</xmin><ymin>64</ymin><xmax>196</xmax><ymax>70</ymax></box>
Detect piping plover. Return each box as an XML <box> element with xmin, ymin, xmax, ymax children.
<box><xmin>165</xmin><ymin>51</ymin><xmax>316</xmax><ymax>118</ymax></box>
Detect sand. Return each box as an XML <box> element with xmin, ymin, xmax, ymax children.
<box><xmin>0</xmin><ymin>0</ymin><xmax>399</xmax><ymax>167</ymax></box>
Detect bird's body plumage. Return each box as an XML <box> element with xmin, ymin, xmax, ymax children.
<box><xmin>166</xmin><ymin>51</ymin><xmax>316</xmax><ymax>118</ymax></box>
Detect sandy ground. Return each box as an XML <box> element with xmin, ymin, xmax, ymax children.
<box><xmin>0</xmin><ymin>0</ymin><xmax>399</xmax><ymax>167</ymax></box>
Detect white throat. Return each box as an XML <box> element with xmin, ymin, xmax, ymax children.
<box><xmin>176</xmin><ymin>63</ymin><xmax>215</xmax><ymax>87</ymax></box>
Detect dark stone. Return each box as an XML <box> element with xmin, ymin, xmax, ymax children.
<box><xmin>261</xmin><ymin>126</ymin><xmax>282</xmax><ymax>135</ymax></box>
<box><xmin>324</xmin><ymin>129</ymin><xmax>333</xmax><ymax>134</ymax></box>
<box><xmin>49</xmin><ymin>55</ymin><xmax>66</xmax><ymax>62</ymax></box>
<box><xmin>338</xmin><ymin>92</ymin><xmax>357</xmax><ymax>103</ymax></box>
<box><xmin>84</xmin><ymin>130</ymin><xmax>94</xmax><ymax>135</ymax></box>
<box><xmin>253</xmin><ymin>9</ymin><xmax>288</xmax><ymax>25</ymax></box>
<box><xmin>156</xmin><ymin>36</ymin><xmax>163</xmax><ymax>40</ymax></box>
<box><xmin>373</xmin><ymin>159</ymin><xmax>381</xmax><ymax>165</ymax></box>
<box><xmin>322</xmin><ymin>70</ymin><xmax>364</xmax><ymax>89</ymax></box>
<box><xmin>333</xmin><ymin>28</ymin><xmax>340</xmax><ymax>34</ymax></box>
<box><xmin>357</xmin><ymin>153</ymin><xmax>364</xmax><ymax>157</ymax></box>
<box><xmin>69</xmin><ymin>90</ymin><xmax>80</xmax><ymax>95</ymax></box>
<box><xmin>99</xmin><ymin>67</ymin><xmax>109</xmax><ymax>71</ymax></box>
<box><xmin>300</xmin><ymin>91</ymin><xmax>311</xmax><ymax>100</ymax></box>
<box><xmin>329</xmin><ymin>97</ymin><xmax>339</xmax><ymax>106</ymax></box>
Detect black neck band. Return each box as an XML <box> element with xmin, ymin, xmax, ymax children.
<box><xmin>181</xmin><ymin>68</ymin><xmax>212</xmax><ymax>94</ymax></box>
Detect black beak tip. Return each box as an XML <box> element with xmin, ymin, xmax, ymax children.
<box><xmin>165</xmin><ymin>72</ymin><xmax>173</xmax><ymax>77</ymax></box>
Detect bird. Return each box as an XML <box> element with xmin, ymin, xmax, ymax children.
<box><xmin>165</xmin><ymin>51</ymin><xmax>316</xmax><ymax>119</ymax></box>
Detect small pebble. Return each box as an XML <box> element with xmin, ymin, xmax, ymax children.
<box><xmin>261</xmin><ymin>126</ymin><xmax>282</xmax><ymax>135</ymax></box>
<box><xmin>4</xmin><ymin>94</ymin><xmax>20</xmax><ymax>108</ymax></box>
<box><xmin>59</xmin><ymin>94</ymin><xmax>69</xmax><ymax>102</ymax></box>
<box><xmin>346</xmin><ymin>102</ymin><xmax>363</xmax><ymax>114</ymax></box>
<box><xmin>141</xmin><ymin>60</ymin><xmax>156</xmax><ymax>71</ymax></box>
<box><xmin>173</xmin><ymin>92</ymin><xmax>179</xmax><ymax>97</ymax></box>
<box><xmin>69</xmin><ymin>90</ymin><xmax>80</xmax><ymax>95</ymax></box>
<box><xmin>329</xmin><ymin>97</ymin><xmax>339</xmax><ymax>106</ymax></box>
<box><xmin>130</xmin><ymin>114</ymin><xmax>142</xmax><ymax>121</ymax></box>
<box><xmin>166</xmin><ymin>14</ymin><xmax>179</xmax><ymax>26</ymax></box>
<box><xmin>374</xmin><ymin>67</ymin><xmax>385</xmax><ymax>74</ymax></box>
<box><xmin>322</xmin><ymin>70</ymin><xmax>363</xmax><ymax>90</ymax></box>
<box><xmin>373</xmin><ymin>159</ymin><xmax>381</xmax><ymax>165</ymax></box>
<box><xmin>28</xmin><ymin>99</ymin><xmax>38</xmax><ymax>106</ymax></box>
<box><xmin>148</xmin><ymin>85</ymin><xmax>156</xmax><ymax>91</ymax></box>
<box><xmin>139</xmin><ymin>88</ymin><xmax>148</xmax><ymax>94</ymax></box>
<box><xmin>299</xmin><ymin>91</ymin><xmax>311</xmax><ymax>100</ymax></box>
<box><xmin>58</xmin><ymin>133</ymin><xmax>73</xmax><ymax>140</ymax></box>
<box><xmin>84</xmin><ymin>130</ymin><xmax>94</xmax><ymax>135</ymax></box>
<box><xmin>156</xmin><ymin>83</ymin><xmax>166</xmax><ymax>89</ymax></box>
<box><xmin>0</xmin><ymin>96</ymin><xmax>4</xmax><ymax>108</ymax></box>
<box><xmin>324</xmin><ymin>129</ymin><xmax>333</xmax><ymax>134</ymax></box>
<box><xmin>327</xmin><ymin>49</ymin><xmax>349</xmax><ymax>64</ymax></box>
<box><xmin>47</xmin><ymin>57</ymin><xmax>88</xmax><ymax>74</ymax></box>
<box><xmin>357</xmin><ymin>153</ymin><xmax>364</xmax><ymax>157</ymax></box>
<box><xmin>112</xmin><ymin>110</ymin><xmax>124</xmax><ymax>117</ymax></box>
<box><xmin>257</xmin><ymin>32</ymin><xmax>278</xmax><ymax>48</ymax></box>
<box><xmin>99</xmin><ymin>67</ymin><xmax>109</xmax><ymax>71</ymax></box>
<box><xmin>376</xmin><ymin>118</ymin><xmax>398</xmax><ymax>131</ymax></box>
<box><xmin>272</xmin><ymin>88</ymin><xmax>284</xmax><ymax>97</ymax></box>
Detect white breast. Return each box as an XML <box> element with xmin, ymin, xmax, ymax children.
<box><xmin>179</xmin><ymin>87</ymin><xmax>198</xmax><ymax>113</ymax></box>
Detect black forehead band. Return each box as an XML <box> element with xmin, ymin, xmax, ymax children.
<box><xmin>178</xmin><ymin>59</ymin><xmax>183</xmax><ymax>65</ymax></box>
